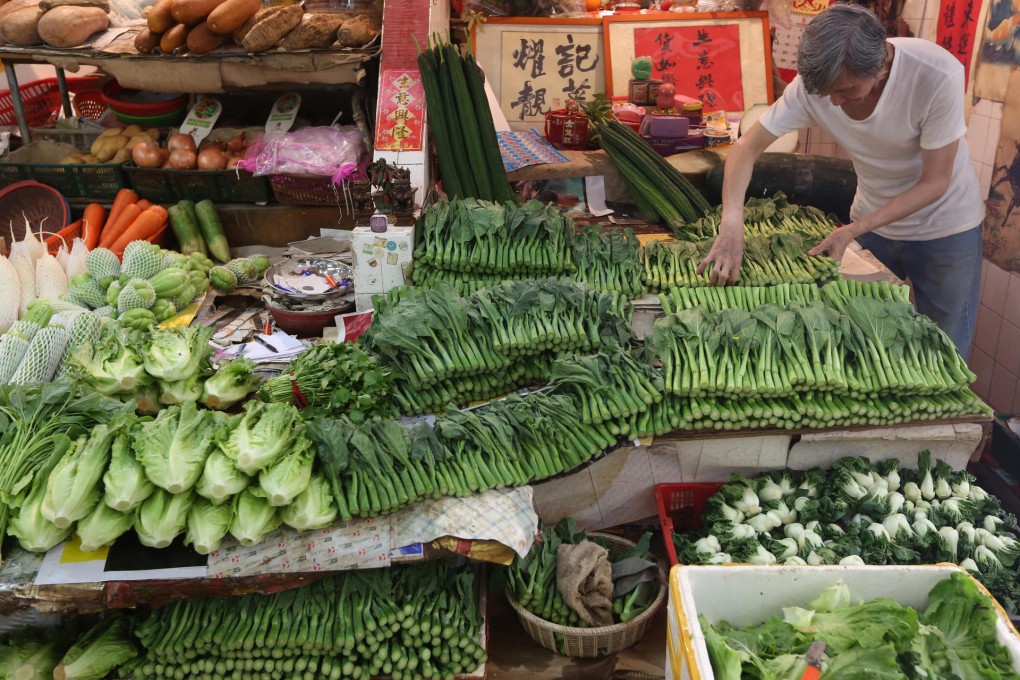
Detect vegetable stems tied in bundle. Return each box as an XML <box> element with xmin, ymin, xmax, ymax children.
<box><xmin>681</xmin><ymin>190</ymin><xmax>837</xmax><ymax>241</ymax></box>
<box><xmin>410</xmin><ymin>199</ymin><xmax>645</xmax><ymax>299</ymax></box>
<box><xmin>651</xmin><ymin>284</ymin><xmax>976</xmax><ymax>401</ymax></box>
<box><xmin>591</xmin><ymin>118</ymin><xmax>711</xmax><ymax>230</ymax></box>
<box><xmin>643</xmin><ymin>231</ymin><xmax>840</xmax><ymax>289</ymax></box>
<box><xmin>416</xmin><ymin>35</ymin><xmax>516</xmax><ymax>203</ymax></box>
<box><xmin>133</xmin><ymin>561</ymin><xmax>486</xmax><ymax>680</ymax></box>
<box><xmin>306</xmin><ymin>392</ymin><xmax>617</xmax><ymax>522</ymax></box>
<box><xmin>362</xmin><ymin>278</ymin><xmax>632</xmax><ymax>412</ymax></box>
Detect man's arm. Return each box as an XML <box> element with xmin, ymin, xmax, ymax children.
<box><xmin>808</xmin><ymin>140</ymin><xmax>959</xmax><ymax>259</ymax></box>
<box><xmin>697</xmin><ymin>121</ymin><xmax>780</xmax><ymax>285</ymax></box>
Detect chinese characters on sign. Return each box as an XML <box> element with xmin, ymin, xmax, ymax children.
<box><xmin>937</xmin><ymin>0</ymin><xmax>982</xmax><ymax>86</ymax></box>
<box><xmin>375</xmin><ymin>70</ymin><xmax>425</xmax><ymax>152</ymax></box>
<box><xmin>790</xmin><ymin>0</ymin><xmax>830</xmax><ymax>15</ymax></box>
<box><xmin>499</xmin><ymin>31</ymin><xmax>604</xmax><ymax>127</ymax></box>
<box><xmin>634</xmin><ymin>25</ymin><xmax>744</xmax><ymax>111</ymax></box>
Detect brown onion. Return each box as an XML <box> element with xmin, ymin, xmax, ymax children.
<box><xmin>201</xmin><ymin>140</ymin><xmax>226</xmax><ymax>153</ymax></box>
<box><xmin>167</xmin><ymin>133</ymin><xmax>196</xmax><ymax>153</ymax></box>
<box><xmin>132</xmin><ymin>140</ymin><xmax>163</xmax><ymax>168</ymax></box>
<box><xmin>168</xmin><ymin>148</ymin><xmax>197</xmax><ymax>170</ymax></box>
<box><xmin>226</xmin><ymin>157</ymin><xmax>243</xmax><ymax>169</ymax></box>
<box><xmin>197</xmin><ymin>148</ymin><xmax>228</xmax><ymax>170</ymax></box>
<box><xmin>226</xmin><ymin>132</ymin><xmax>246</xmax><ymax>153</ymax></box>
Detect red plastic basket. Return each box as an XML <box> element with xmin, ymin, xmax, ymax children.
<box><xmin>655</xmin><ymin>482</ymin><xmax>725</xmax><ymax>566</ymax></box>
<box><xmin>0</xmin><ymin>78</ymin><xmax>62</xmax><ymax>128</ymax></box>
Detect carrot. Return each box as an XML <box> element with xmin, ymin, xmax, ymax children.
<box><xmin>109</xmin><ymin>206</ymin><xmax>167</xmax><ymax>254</ymax></box>
<box><xmin>81</xmin><ymin>204</ymin><xmax>106</xmax><ymax>250</ymax></box>
<box><xmin>103</xmin><ymin>189</ymin><xmax>138</xmax><ymax>241</ymax></box>
<box><xmin>136</xmin><ymin>199</ymin><xmax>152</xmax><ymax>211</ymax></box>
<box><xmin>99</xmin><ymin>203</ymin><xmax>142</xmax><ymax>249</ymax></box>
<box><xmin>45</xmin><ymin>219</ymin><xmax>82</xmax><ymax>253</ymax></box>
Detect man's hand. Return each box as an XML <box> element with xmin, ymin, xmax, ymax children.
<box><xmin>696</xmin><ymin>230</ymin><xmax>744</xmax><ymax>285</ymax></box>
<box><xmin>807</xmin><ymin>227</ymin><xmax>855</xmax><ymax>261</ymax></box>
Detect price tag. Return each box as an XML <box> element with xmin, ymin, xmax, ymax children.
<box><xmin>178</xmin><ymin>97</ymin><xmax>223</xmax><ymax>146</ymax></box>
<box><xmin>266</xmin><ymin>93</ymin><xmax>301</xmax><ymax>134</ymax></box>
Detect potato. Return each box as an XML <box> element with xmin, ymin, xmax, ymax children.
<box><xmin>82</xmin><ymin>153</ymin><xmax>99</xmax><ymax>163</ymax></box>
<box><xmin>144</xmin><ymin>128</ymin><xmax>160</xmax><ymax>140</ymax></box>
<box><xmin>91</xmin><ymin>134</ymin><xmax>127</xmax><ymax>162</ymax></box>
<box><xmin>122</xmin><ymin>124</ymin><xmax>143</xmax><ymax>138</ymax></box>
<box><xmin>37</xmin><ymin>5</ymin><xmax>108</xmax><ymax>47</ymax></box>
<box><xmin>109</xmin><ymin>147</ymin><xmax>133</xmax><ymax>163</ymax></box>
<box><xmin>97</xmin><ymin>127</ymin><xmax>122</xmax><ymax>139</ymax></box>
<box><xmin>126</xmin><ymin>133</ymin><xmax>154</xmax><ymax>149</ymax></box>
<box><xmin>0</xmin><ymin>7</ymin><xmax>42</xmax><ymax>45</ymax></box>
<box><xmin>60</xmin><ymin>153</ymin><xmax>86</xmax><ymax>164</ymax></box>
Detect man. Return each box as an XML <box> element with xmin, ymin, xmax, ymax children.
<box><xmin>697</xmin><ymin>3</ymin><xmax>984</xmax><ymax>359</ymax></box>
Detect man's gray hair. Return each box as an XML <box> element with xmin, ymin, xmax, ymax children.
<box><xmin>797</xmin><ymin>3</ymin><xmax>888</xmax><ymax>95</ymax></box>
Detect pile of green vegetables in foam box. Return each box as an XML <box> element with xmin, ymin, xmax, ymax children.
<box><xmin>668</xmin><ymin>451</ymin><xmax>1020</xmax><ymax>617</ymax></box>
<box><xmin>670</xmin><ymin>565</ymin><xmax>1020</xmax><ymax>680</ymax></box>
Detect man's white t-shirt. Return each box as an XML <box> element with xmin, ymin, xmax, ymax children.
<box><xmin>758</xmin><ymin>38</ymin><xmax>984</xmax><ymax>241</ymax></box>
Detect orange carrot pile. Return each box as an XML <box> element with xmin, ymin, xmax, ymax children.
<box><xmin>42</xmin><ymin>189</ymin><xmax>169</xmax><ymax>257</ymax></box>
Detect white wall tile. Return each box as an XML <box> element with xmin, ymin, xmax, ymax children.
<box><xmin>1003</xmin><ymin>272</ymin><xmax>1020</xmax><ymax>329</ymax></box>
<box><xmin>996</xmin><ymin>319</ymin><xmax>1020</xmax><ymax>375</ymax></box>
<box><xmin>983</xmin><ymin>259</ymin><xmax>1011</xmax><ymax>315</ymax></box>
<box><xmin>981</xmin><ymin>163</ymin><xmax>994</xmax><ymax>198</ymax></box>
<box><xmin>989</xmin><ymin>366</ymin><xmax>1019</xmax><ymax>413</ymax></box>
<box><xmin>984</xmin><ymin>115</ymin><xmax>1002</xmax><ymax>165</ymax></box>
<box><xmin>969</xmin><ymin>345</ymin><xmax>995</xmax><ymax>400</ymax></box>
<box><xmin>968</xmin><ymin>114</ymin><xmax>989</xmax><ymax>162</ymax></box>
<box><xmin>975</xmin><ymin>303</ymin><xmax>1002</xmax><ymax>357</ymax></box>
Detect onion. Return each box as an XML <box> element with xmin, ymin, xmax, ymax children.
<box><xmin>226</xmin><ymin>132</ymin><xmax>246</xmax><ymax>153</ymax></box>
<box><xmin>197</xmin><ymin>148</ymin><xmax>228</xmax><ymax>170</ymax></box>
<box><xmin>226</xmin><ymin>157</ymin><xmax>243</xmax><ymax>170</ymax></box>
<box><xmin>201</xmin><ymin>140</ymin><xmax>226</xmax><ymax>153</ymax></box>
<box><xmin>168</xmin><ymin>148</ymin><xmax>197</xmax><ymax>170</ymax></box>
<box><xmin>132</xmin><ymin>140</ymin><xmax>163</xmax><ymax>168</ymax></box>
<box><xmin>167</xmin><ymin>133</ymin><xmax>196</xmax><ymax>153</ymax></box>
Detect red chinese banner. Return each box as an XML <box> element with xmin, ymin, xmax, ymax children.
<box><xmin>936</xmin><ymin>0</ymin><xmax>983</xmax><ymax>86</ymax></box>
<box><xmin>634</xmin><ymin>25</ymin><xmax>744</xmax><ymax>111</ymax></box>
<box><xmin>375</xmin><ymin>70</ymin><xmax>425</xmax><ymax>152</ymax></box>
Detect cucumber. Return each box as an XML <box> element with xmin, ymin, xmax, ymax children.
<box><xmin>168</xmin><ymin>203</ymin><xmax>207</xmax><ymax>257</ymax></box>
<box><xmin>194</xmin><ymin>200</ymin><xmax>230</xmax><ymax>263</ymax></box>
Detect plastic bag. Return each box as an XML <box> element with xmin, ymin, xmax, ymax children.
<box><xmin>238</xmin><ymin>126</ymin><xmax>367</xmax><ymax>183</ymax></box>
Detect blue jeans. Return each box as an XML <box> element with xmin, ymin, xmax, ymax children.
<box><xmin>856</xmin><ymin>225</ymin><xmax>982</xmax><ymax>361</ymax></box>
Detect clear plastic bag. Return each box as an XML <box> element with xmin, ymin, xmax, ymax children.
<box><xmin>238</xmin><ymin>126</ymin><xmax>367</xmax><ymax>183</ymax></box>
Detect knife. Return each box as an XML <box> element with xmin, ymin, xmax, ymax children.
<box><xmin>800</xmin><ymin>641</ymin><xmax>827</xmax><ymax>680</ymax></box>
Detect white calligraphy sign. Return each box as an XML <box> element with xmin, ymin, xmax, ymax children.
<box><xmin>473</xmin><ymin>19</ymin><xmax>605</xmax><ymax>132</ymax></box>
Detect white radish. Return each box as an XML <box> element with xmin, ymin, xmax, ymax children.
<box><xmin>55</xmin><ymin>244</ymin><xmax>70</xmax><ymax>274</ymax></box>
<box><xmin>20</xmin><ymin>216</ymin><xmax>46</xmax><ymax>262</ymax></box>
<box><xmin>0</xmin><ymin>255</ymin><xmax>20</xmax><ymax>333</ymax></box>
<box><xmin>65</xmin><ymin>238</ymin><xmax>89</xmax><ymax>280</ymax></box>
<box><xmin>35</xmin><ymin>254</ymin><xmax>68</xmax><ymax>300</ymax></box>
<box><xmin>9</xmin><ymin>243</ymin><xmax>35</xmax><ymax>318</ymax></box>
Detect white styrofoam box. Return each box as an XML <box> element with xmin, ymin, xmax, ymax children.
<box><xmin>669</xmin><ymin>564</ymin><xmax>1020</xmax><ymax>680</ymax></box>
<box><xmin>351</xmin><ymin>225</ymin><xmax>415</xmax><ymax>295</ymax></box>
<box><xmin>787</xmin><ymin>423</ymin><xmax>984</xmax><ymax>472</ymax></box>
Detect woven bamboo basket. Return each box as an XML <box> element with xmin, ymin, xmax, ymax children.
<box><xmin>506</xmin><ymin>532</ymin><xmax>667</xmax><ymax>657</ymax></box>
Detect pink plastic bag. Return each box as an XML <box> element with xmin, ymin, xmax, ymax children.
<box><xmin>238</xmin><ymin>126</ymin><xmax>367</xmax><ymax>183</ymax></box>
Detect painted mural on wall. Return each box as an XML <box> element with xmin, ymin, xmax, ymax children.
<box><xmin>973</xmin><ymin>0</ymin><xmax>1015</xmax><ymax>100</ymax></box>
<box><xmin>984</xmin><ymin>69</ymin><xmax>1020</xmax><ymax>273</ymax></box>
